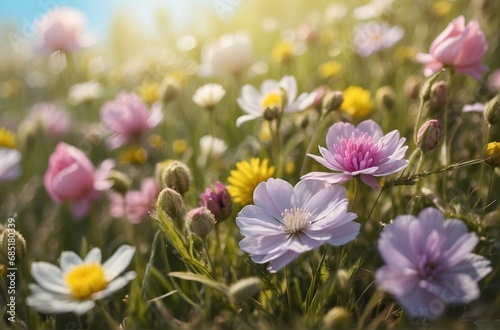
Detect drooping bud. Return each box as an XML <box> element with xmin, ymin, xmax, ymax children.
<box><xmin>322</xmin><ymin>90</ymin><xmax>343</xmax><ymax>114</ymax></box>
<box><xmin>229</xmin><ymin>277</ymin><xmax>261</xmax><ymax>302</ymax></box>
<box><xmin>157</xmin><ymin>187</ymin><xmax>183</xmax><ymax>219</ymax></box>
<box><xmin>429</xmin><ymin>80</ymin><xmax>448</xmax><ymax>112</ymax></box>
<box><xmin>200</xmin><ymin>181</ymin><xmax>232</xmax><ymax>222</ymax></box>
<box><xmin>484</xmin><ymin>141</ymin><xmax>500</xmax><ymax>167</ymax></box>
<box><xmin>375</xmin><ymin>86</ymin><xmax>396</xmax><ymax>111</ymax></box>
<box><xmin>322</xmin><ymin>307</ymin><xmax>352</xmax><ymax>329</ymax></box>
<box><xmin>419</xmin><ymin>69</ymin><xmax>444</xmax><ymax>102</ymax></box>
<box><xmin>416</xmin><ymin>119</ymin><xmax>442</xmax><ymax>152</ymax></box>
<box><xmin>109</xmin><ymin>170</ymin><xmax>132</xmax><ymax>195</ymax></box>
<box><xmin>161</xmin><ymin>160</ymin><xmax>193</xmax><ymax>195</ymax></box>
<box><xmin>185</xmin><ymin>207</ymin><xmax>215</xmax><ymax>237</ymax></box>
<box><xmin>484</xmin><ymin>94</ymin><xmax>500</xmax><ymax>126</ymax></box>
<box><xmin>0</xmin><ymin>228</ymin><xmax>27</xmax><ymax>264</ymax></box>
<box><xmin>159</xmin><ymin>76</ymin><xmax>181</xmax><ymax>103</ymax></box>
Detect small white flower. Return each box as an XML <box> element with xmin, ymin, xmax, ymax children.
<box><xmin>26</xmin><ymin>245</ymin><xmax>136</xmax><ymax>315</ymax></box>
<box><xmin>0</xmin><ymin>148</ymin><xmax>21</xmax><ymax>181</ymax></box>
<box><xmin>68</xmin><ymin>80</ymin><xmax>104</xmax><ymax>105</ymax></box>
<box><xmin>192</xmin><ymin>83</ymin><xmax>226</xmax><ymax>110</ymax></box>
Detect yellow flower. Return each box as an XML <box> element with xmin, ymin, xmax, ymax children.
<box><xmin>119</xmin><ymin>146</ymin><xmax>148</xmax><ymax>165</ymax></box>
<box><xmin>172</xmin><ymin>139</ymin><xmax>187</xmax><ymax>154</ymax></box>
<box><xmin>340</xmin><ymin>86</ymin><xmax>374</xmax><ymax>121</ymax></box>
<box><xmin>259</xmin><ymin>122</ymin><xmax>272</xmax><ymax>143</ymax></box>
<box><xmin>318</xmin><ymin>60</ymin><xmax>342</xmax><ymax>79</ymax></box>
<box><xmin>271</xmin><ymin>41</ymin><xmax>294</xmax><ymax>63</ymax></box>
<box><xmin>148</xmin><ymin>134</ymin><xmax>164</xmax><ymax>149</ymax></box>
<box><xmin>284</xmin><ymin>161</ymin><xmax>295</xmax><ymax>175</ymax></box>
<box><xmin>0</xmin><ymin>128</ymin><xmax>17</xmax><ymax>149</ymax></box>
<box><xmin>484</xmin><ymin>142</ymin><xmax>500</xmax><ymax>167</ymax></box>
<box><xmin>227</xmin><ymin>158</ymin><xmax>275</xmax><ymax>205</ymax></box>
<box><xmin>138</xmin><ymin>81</ymin><xmax>159</xmax><ymax>105</ymax></box>
<box><xmin>432</xmin><ymin>1</ymin><xmax>452</xmax><ymax>17</ymax></box>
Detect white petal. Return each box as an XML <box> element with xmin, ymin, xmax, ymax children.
<box><xmin>102</xmin><ymin>245</ymin><xmax>136</xmax><ymax>281</ymax></box>
<box><xmin>60</xmin><ymin>251</ymin><xmax>84</xmax><ymax>273</ymax></box>
<box><xmin>92</xmin><ymin>271</ymin><xmax>136</xmax><ymax>300</ymax></box>
<box><xmin>84</xmin><ymin>247</ymin><xmax>102</xmax><ymax>264</ymax></box>
<box><xmin>31</xmin><ymin>262</ymin><xmax>70</xmax><ymax>294</ymax></box>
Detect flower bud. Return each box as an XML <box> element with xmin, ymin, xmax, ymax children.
<box><xmin>157</xmin><ymin>187</ymin><xmax>183</xmax><ymax>219</ymax></box>
<box><xmin>155</xmin><ymin>159</ymin><xmax>174</xmax><ymax>183</ymax></box>
<box><xmin>322</xmin><ymin>307</ymin><xmax>352</xmax><ymax>329</ymax></box>
<box><xmin>484</xmin><ymin>142</ymin><xmax>500</xmax><ymax>167</ymax></box>
<box><xmin>419</xmin><ymin>69</ymin><xmax>444</xmax><ymax>102</ymax></box>
<box><xmin>200</xmin><ymin>181</ymin><xmax>232</xmax><ymax>222</ymax></box>
<box><xmin>0</xmin><ymin>228</ymin><xmax>27</xmax><ymax>264</ymax></box>
<box><xmin>185</xmin><ymin>207</ymin><xmax>215</xmax><ymax>237</ymax></box>
<box><xmin>109</xmin><ymin>170</ymin><xmax>132</xmax><ymax>195</ymax></box>
<box><xmin>404</xmin><ymin>75</ymin><xmax>420</xmax><ymax>100</ymax></box>
<box><xmin>161</xmin><ymin>160</ymin><xmax>193</xmax><ymax>195</ymax></box>
<box><xmin>229</xmin><ymin>277</ymin><xmax>260</xmax><ymax>302</ymax></box>
<box><xmin>322</xmin><ymin>90</ymin><xmax>343</xmax><ymax>114</ymax></box>
<box><xmin>375</xmin><ymin>86</ymin><xmax>396</xmax><ymax>111</ymax></box>
<box><xmin>484</xmin><ymin>94</ymin><xmax>500</xmax><ymax>126</ymax></box>
<box><xmin>159</xmin><ymin>76</ymin><xmax>181</xmax><ymax>103</ymax></box>
<box><xmin>333</xmin><ymin>269</ymin><xmax>350</xmax><ymax>296</ymax></box>
<box><xmin>416</xmin><ymin>119</ymin><xmax>442</xmax><ymax>152</ymax></box>
<box><xmin>429</xmin><ymin>80</ymin><xmax>448</xmax><ymax>112</ymax></box>
<box><xmin>263</xmin><ymin>107</ymin><xmax>279</xmax><ymax>121</ymax></box>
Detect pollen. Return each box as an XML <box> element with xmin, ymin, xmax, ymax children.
<box><xmin>282</xmin><ymin>207</ymin><xmax>311</xmax><ymax>235</ymax></box>
<box><xmin>65</xmin><ymin>263</ymin><xmax>108</xmax><ymax>300</ymax></box>
<box><xmin>260</xmin><ymin>92</ymin><xmax>282</xmax><ymax>110</ymax></box>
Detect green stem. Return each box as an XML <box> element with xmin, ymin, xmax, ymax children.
<box><xmin>482</xmin><ymin>166</ymin><xmax>496</xmax><ymax>218</ymax></box>
<box><xmin>478</xmin><ymin>124</ymin><xmax>491</xmax><ymax>206</ymax></box>
<box><xmin>413</xmin><ymin>97</ymin><xmax>426</xmax><ymax>147</ymax></box>
<box><xmin>90</xmin><ymin>204</ymin><xmax>103</xmax><ymax>249</ymax></box>
<box><xmin>357</xmin><ymin>289</ymin><xmax>382</xmax><ymax>330</ymax></box>
<box><xmin>201</xmin><ymin>238</ymin><xmax>215</xmax><ymax>276</ymax></box>
<box><xmin>271</xmin><ymin>118</ymin><xmax>283</xmax><ymax>177</ymax></box>
<box><xmin>441</xmin><ymin>70</ymin><xmax>454</xmax><ymax>201</ymax></box>
<box><xmin>299</xmin><ymin>113</ymin><xmax>330</xmax><ymax>177</ymax></box>
<box><xmin>142</xmin><ymin>229</ymin><xmax>161</xmax><ymax>300</ymax></box>
<box><xmin>350</xmin><ymin>177</ymin><xmax>362</xmax><ymax>212</ymax></box>
<box><xmin>411</xmin><ymin>150</ymin><xmax>425</xmax><ymax>213</ymax></box>
<box><xmin>98</xmin><ymin>304</ymin><xmax>120</xmax><ymax>330</ymax></box>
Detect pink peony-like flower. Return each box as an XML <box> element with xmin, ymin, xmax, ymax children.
<box><xmin>236</xmin><ymin>178</ymin><xmax>359</xmax><ymax>272</ymax></box>
<box><xmin>44</xmin><ymin>142</ymin><xmax>114</xmax><ymax>219</ymax></box>
<box><xmin>28</xmin><ymin>102</ymin><xmax>71</xmax><ymax>138</ymax></box>
<box><xmin>34</xmin><ymin>7</ymin><xmax>94</xmax><ymax>54</ymax></box>
<box><xmin>100</xmin><ymin>92</ymin><xmax>163</xmax><ymax>149</ymax></box>
<box><xmin>109</xmin><ymin>178</ymin><xmax>159</xmax><ymax>224</ymax></box>
<box><xmin>375</xmin><ymin>208</ymin><xmax>491</xmax><ymax>319</ymax></box>
<box><xmin>302</xmin><ymin>120</ymin><xmax>408</xmax><ymax>188</ymax></box>
<box><xmin>416</xmin><ymin>16</ymin><xmax>488</xmax><ymax>80</ymax></box>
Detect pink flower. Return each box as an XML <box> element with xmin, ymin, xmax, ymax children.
<box><xmin>100</xmin><ymin>92</ymin><xmax>163</xmax><ymax>149</ymax></box>
<box><xmin>199</xmin><ymin>181</ymin><xmax>232</xmax><ymax>222</ymax></box>
<box><xmin>375</xmin><ymin>208</ymin><xmax>491</xmax><ymax>319</ymax></box>
<box><xmin>416</xmin><ymin>16</ymin><xmax>488</xmax><ymax>80</ymax></box>
<box><xmin>28</xmin><ymin>102</ymin><xmax>71</xmax><ymax>138</ymax></box>
<box><xmin>488</xmin><ymin>69</ymin><xmax>500</xmax><ymax>92</ymax></box>
<box><xmin>109</xmin><ymin>178</ymin><xmax>160</xmax><ymax>224</ymax></box>
<box><xmin>35</xmin><ymin>7</ymin><xmax>94</xmax><ymax>54</ymax></box>
<box><xmin>44</xmin><ymin>142</ymin><xmax>114</xmax><ymax>219</ymax></box>
<box><xmin>302</xmin><ymin>120</ymin><xmax>408</xmax><ymax>188</ymax></box>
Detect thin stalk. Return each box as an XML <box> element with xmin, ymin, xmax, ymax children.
<box><xmin>411</xmin><ymin>150</ymin><xmax>425</xmax><ymax>213</ymax></box>
<box><xmin>90</xmin><ymin>205</ymin><xmax>103</xmax><ymax>249</ymax></box>
<box><xmin>299</xmin><ymin>113</ymin><xmax>330</xmax><ymax>177</ymax></box>
<box><xmin>478</xmin><ymin>124</ymin><xmax>491</xmax><ymax>204</ymax></box>
<box><xmin>482</xmin><ymin>166</ymin><xmax>496</xmax><ymax>218</ymax></box>
<box><xmin>441</xmin><ymin>70</ymin><xmax>454</xmax><ymax>201</ymax></box>
<box><xmin>350</xmin><ymin>177</ymin><xmax>362</xmax><ymax>212</ymax></box>
<box><xmin>97</xmin><ymin>304</ymin><xmax>120</xmax><ymax>330</ymax></box>
<box><xmin>201</xmin><ymin>238</ymin><xmax>215</xmax><ymax>276</ymax></box>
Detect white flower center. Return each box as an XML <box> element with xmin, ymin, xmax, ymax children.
<box><xmin>281</xmin><ymin>207</ymin><xmax>311</xmax><ymax>235</ymax></box>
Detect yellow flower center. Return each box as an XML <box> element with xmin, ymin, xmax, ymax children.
<box><xmin>261</xmin><ymin>92</ymin><xmax>282</xmax><ymax>111</ymax></box>
<box><xmin>119</xmin><ymin>146</ymin><xmax>148</xmax><ymax>165</ymax></box>
<box><xmin>64</xmin><ymin>263</ymin><xmax>108</xmax><ymax>300</ymax></box>
<box><xmin>0</xmin><ymin>128</ymin><xmax>17</xmax><ymax>149</ymax></box>
<box><xmin>271</xmin><ymin>41</ymin><xmax>294</xmax><ymax>63</ymax></box>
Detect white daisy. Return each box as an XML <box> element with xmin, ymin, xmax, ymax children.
<box><xmin>236</xmin><ymin>75</ymin><xmax>316</xmax><ymax>127</ymax></box>
<box><xmin>0</xmin><ymin>148</ymin><xmax>21</xmax><ymax>182</ymax></box>
<box><xmin>26</xmin><ymin>245</ymin><xmax>136</xmax><ymax>315</ymax></box>
<box><xmin>192</xmin><ymin>83</ymin><xmax>226</xmax><ymax>110</ymax></box>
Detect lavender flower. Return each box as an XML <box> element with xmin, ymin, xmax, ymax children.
<box><xmin>375</xmin><ymin>208</ymin><xmax>491</xmax><ymax>319</ymax></box>
<box><xmin>353</xmin><ymin>21</ymin><xmax>404</xmax><ymax>57</ymax></box>
<box><xmin>236</xmin><ymin>178</ymin><xmax>359</xmax><ymax>272</ymax></box>
<box><xmin>200</xmin><ymin>181</ymin><xmax>232</xmax><ymax>222</ymax></box>
<box><xmin>302</xmin><ymin>120</ymin><xmax>408</xmax><ymax>189</ymax></box>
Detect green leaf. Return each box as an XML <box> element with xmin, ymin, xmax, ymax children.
<box><xmin>168</xmin><ymin>271</ymin><xmax>230</xmax><ymax>297</ymax></box>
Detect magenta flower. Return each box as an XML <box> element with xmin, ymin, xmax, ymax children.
<box><xmin>199</xmin><ymin>181</ymin><xmax>232</xmax><ymax>222</ymax></box>
<box><xmin>236</xmin><ymin>178</ymin><xmax>359</xmax><ymax>272</ymax></box>
<box><xmin>375</xmin><ymin>208</ymin><xmax>491</xmax><ymax>319</ymax></box>
<box><xmin>416</xmin><ymin>16</ymin><xmax>488</xmax><ymax>80</ymax></box>
<box><xmin>44</xmin><ymin>142</ymin><xmax>114</xmax><ymax>219</ymax></box>
<box><xmin>109</xmin><ymin>178</ymin><xmax>159</xmax><ymax>224</ymax></box>
<box><xmin>100</xmin><ymin>92</ymin><xmax>163</xmax><ymax>149</ymax></box>
<box><xmin>34</xmin><ymin>7</ymin><xmax>94</xmax><ymax>54</ymax></box>
<box><xmin>302</xmin><ymin>120</ymin><xmax>408</xmax><ymax>188</ymax></box>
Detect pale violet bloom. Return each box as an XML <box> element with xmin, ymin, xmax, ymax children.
<box><xmin>236</xmin><ymin>75</ymin><xmax>316</xmax><ymax>127</ymax></box>
<box><xmin>375</xmin><ymin>208</ymin><xmax>491</xmax><ymax>319</ymax></box>
<box><xmin>352</xmin><ymin>0</ymin><xmax>394</xmax><ymax>20</ymax></box>
<box><xmin>463</xmin><ymin>102</ymin><xmax>485</xmax><ymax>113</ymax></box>
<box><xmin>0</xmin><ymin>148</ymin><xmax>21</xmax><ymax>182</ymax></box>
<box><xmin>192</xmin><ymin>83</ymin><xmax>226</xmax><ymax>110</ymax></box>
<box><xmin>26</xmin><ymin>245</ymin><xmax>136</xmax><ymax>315</ymax></box>
<box><xmin>236</xmin><ymin>178</ymin><xmax>360</xmax><ymax>272</ymax></box>
<box><xmin>302</xmin><ymin>120</ymin><xmax>408</xmax><ymax>189</ymax></box>
<box><xmin>353</xmin><ymin>21</ymin><xmax>404</xmax><ymax>57</ymax></box>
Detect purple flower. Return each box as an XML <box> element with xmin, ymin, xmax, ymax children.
<box><xmin>375</xmin><ymin>208</ymin><xmax>491</xmax><ymax>319</ymax></box>
<box><xmin>109</xmin><ymin>178</ymin><xmax>159</xmax><ymax>224</ymax></box>
<box><xmin>199</xmin><ymin>181</ymin><xmax>232</xmax><ymax>222</ymax></box>
<box><xmin>236</xmin><ymin>178</ymin><xmax>359</xmax><ymax>272</ymax></box>
<box><xmin>302</xmin><ymin>120</ymin><xmax>408</xmax><ymax>188</ymax></box>
<box><xmin>353</xmin><ymin>21</ymin><xmax>404</xmax><ymax>57</ymax></box>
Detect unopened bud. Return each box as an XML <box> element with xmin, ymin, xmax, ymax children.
<box><xmin>263</xmin><ymin>107</ymin><xmax>279</xmax><ymax>121</ymax></box>
<box><xmin>375</xmin><ymin>86</ymin><xmax>396</xmax><ymax>111</ymax></box>
<box><xmin>109</xmin><ymin>170</ymin><xmax>132</xmax><ymax>195</ymax></box>
<box><xmin>484</xmin><ymin>94</ymin><xmax>500</xmax><ymax>125</ymax></box>
<box><xmin>419</xmin><ymin>69</ymin><xmax>444</xmax><ymax>102</ymax></box>
<box><xmin>404</xmin><ymin>75</ymin><xmax>420</xmax><ymax>100</ymax></box>
<box><xmin>484</xmin><ymin>142</ymin><xmax>500</xmax><ymax>167</ymax></box>
<box><xmin>200</xmin><ymin>181</ymin><xmax>232</xmax><ymax>222</ymax></box>
<box><xmin>157</xmin><ymin>188</ymin><xmax>183</xmax><ymax>219</ymax></box>
<box><xmin>159</xmin><ymin>76</ymin><xmax>181</xmax><ymax>103</ymax></box>
<box><xmin>185</xmin><ymin>207</ymin><xmax>214</xmax><ymax>237</ymax></box>
<box><xmin>416</xmin><ymin>119</ymin><xmax>442</xmax><ymax>152</ymax></box>
<box><xmin>229</xmin><ymin>277</ymin><xmax>260</xmax><ymax>302</ymax></box>
<box><xmin>0</xmin><ymin>228</ymin><xmax>27</xmax><ymax>264</ymax></box>
<box><xmin>322</xmin><ymin>307</ymin><xmax>352</xmax><ymax>329</ymax></box>
<box><xmin>161</xmin><ymin>161</ymin><xmax>192</xmax><ymax>195</ymax></box>
<box><xmin>429</xmin><ymin>80</ymin><xmax>448</xmax><ymax>112</ymax></box>
<box><xmin>155</xmin><ymin>159</ymin><xmax>174</xmax><ymax>183</ymax></box>
<box><xmin>322</xmin><ymin>90</ymin><xmax>343</xmax><ymax>114</ymax></box>
<box><xmin>333</xmin><ymin>269</ymin><xmax>350</xmax><ymax>296</ymax></box>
